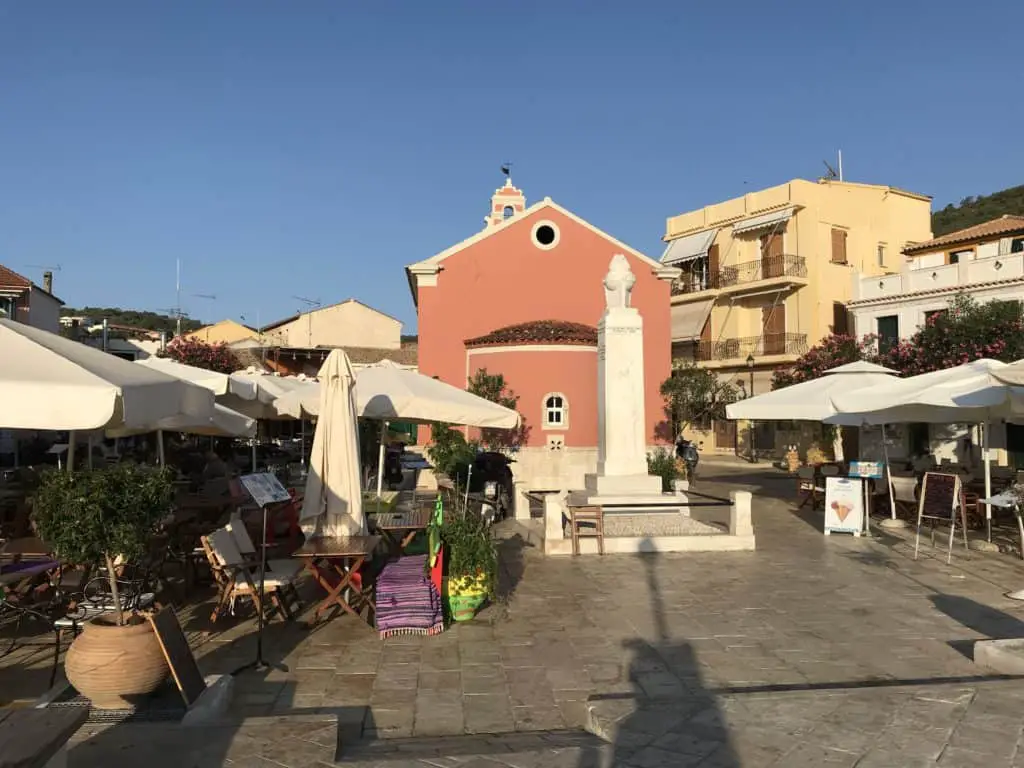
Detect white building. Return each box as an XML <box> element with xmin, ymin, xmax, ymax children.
<box><xmin>849</xmin><ymin>215</ymin><xmax>1024</xmax><ymax>346</ymax></box>
<box><xmin>0</xmin><ymin>265</ymin><xmax>63</xmax><ymax>333</ymax></box>
<box><xmin>848</xmin><ymin>215</ymin><xmax>1024</xmax><ymax>467</ymax></box>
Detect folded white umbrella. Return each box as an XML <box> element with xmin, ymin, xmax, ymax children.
<box><xmin>106</xmin><ymin>403</ymin><xmax>257</xmax><ymax>439</ymax></box>
<box><xmin>136</xmin><ymin>357</ymin><xmax>258</xmax><ymax>400</ymax></box>
<box><xmin>726</xmin><ymin>360</ymin><xmax>897</xmax><ymax>425</ymax></box>
<box><xmin>0</xmin><ymin>319</ymin><xmax>214</xmax><ymax>431</ymax></box>
<box><xmin>299</xmin><ymin>351</ymin><xmax>365</xmax><ymax>538</ymax></box>
<box><xmin>275</xmin><ymin>360</ymin><xmax>521</xmax><ymax>428</ymax></box>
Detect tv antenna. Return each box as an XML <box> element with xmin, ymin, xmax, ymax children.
<box><xmin>822</xmin><ymin>150</ymin><xmax>844</xmax><ymax>181</ymax></box>
<box><xmin>291</xmin><ymin>296</ymin><xmax>322</xmax><ymax>348</ymax></box>
<box><xmin>171</xmin><ymin>259</ymin><xmax>217</xmax><ymax>336</ymax></box>
<box><xmin>24</xmin><ymin>263</ymin><xmax>62</xmax><ymax>272</ymax></box>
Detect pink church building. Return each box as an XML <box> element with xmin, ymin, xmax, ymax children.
<box><xmin>405</xmin><ymin>178</ymin><xmax>678</xmax><ymax>491</ymax></box>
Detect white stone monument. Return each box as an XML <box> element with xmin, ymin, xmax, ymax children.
<box><xmin>582</xmin><ymin>254</ymin><xmax>664</xmax><ymax>501</ymax></box>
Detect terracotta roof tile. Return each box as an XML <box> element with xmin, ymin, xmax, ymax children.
<box><xmin>904</xmin><ymin>215</ymin><xmax>1024</xmax><ymax>254</ymax></box>
<box><xmin>0</xmin><ymin>265</ymin><xmax>31</xmax><ymax>290</ymax></box>
<box><xmin>341</xmin><ymin>342</ymin><xmax>418</xmax><ymax>366</ymax></box>
<box><xmin>465</xmin><ymin>320</ymin><xmax>598</xmax><ymax>348</ymax></box>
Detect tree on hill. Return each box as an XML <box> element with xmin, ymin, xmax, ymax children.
<box><xmin>60</xmin><ymin>306</ymin><xmax>201</xmax><ymax>335</ymax></box>
<box><xmin>932</xmin><ymin>184</ymin><xmax>1024</xmax><ymax>236</ymax></box>
<box><xmin>159</xmin><ymin>336</ymin><xmax>239</xmax><ymax>374</ymax></box>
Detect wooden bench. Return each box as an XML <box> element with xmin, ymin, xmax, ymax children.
<box><xmin>0</xmin><ymin>706</ymin><xmax>88</xmax><ymax>768</ymax></box>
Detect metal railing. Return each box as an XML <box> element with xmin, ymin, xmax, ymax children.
<box><xmin>695</xmin><ymin>332</ymin><xmax>808</xmax><ymax>361</ymax></box>
<box><xmin>671</xmin><ymin>254</ymin><xmax>807</xmax><ymax>295</ymax></box>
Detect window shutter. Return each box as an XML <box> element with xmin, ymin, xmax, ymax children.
<box><xmin>831</xmin><ymin>228</ymin><xmax>847</xmax><ymax>264</ymax></box>
<box><xmin>832</xmin><ymin>303</ymin><xmax>849</xmax><ymax>335</ymax></box>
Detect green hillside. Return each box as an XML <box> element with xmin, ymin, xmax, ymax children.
<box><xmin>932</xmin><ymin>184</ymin><xmax>1024</xmax><ymax>236</ymax></box>
<box><xmin>60</xmin><ymin>306</ymin><xmax>200</xmax><ymax>335</ymax></box>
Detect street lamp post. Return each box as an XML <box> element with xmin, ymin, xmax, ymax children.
<box><xmin>746</xmin><ymin>354</ymin><xmax>757</xmax><ymax>463</ymax></box>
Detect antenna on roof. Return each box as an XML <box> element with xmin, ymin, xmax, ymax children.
<box><xmin>25</xmin><ymin>264</ymin><xmax>62</xmax><ymax>272</ymax></box>
<box><xmin>822</xmin><ymin>160</ymin><xmax>838</xmax><ymax>180</ymax></box>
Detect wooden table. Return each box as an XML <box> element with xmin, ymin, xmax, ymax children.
<box><xmin>371</xmin><ymin>509</ymin><xmax>429</xmax><ymax>554</ymax></box>
<box><xmin>0</xmin><ymin>703</ymin><xmax>87</xmax><ymax>768</ymax></box>
<box><xmin>292</xmin><ymin>535</ymin><xmax>380</xmax><ymax>623</ymax></box>
<box><xmin>0</xmin><ymin>538</ymin><xmax>52</xmax><ymax>562</ymax></box>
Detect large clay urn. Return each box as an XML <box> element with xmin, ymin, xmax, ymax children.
<box><xmin>65</xmin><ymin>616</ymin><xmax>167</xmax><ymax>708</ymax></box>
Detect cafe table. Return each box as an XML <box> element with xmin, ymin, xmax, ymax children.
<box><xmin>291</xmin><ymin>535</ymin><xmax>380</xmax><ymax>623</ymax></box>
<box><xmin>370</xmin><ymin>509</ymin><xmax>429</xmax><ymax>555</ymax></box>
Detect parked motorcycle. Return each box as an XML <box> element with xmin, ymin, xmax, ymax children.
<box><xmin>451</xmin><ymin>451</ymin><xmax>515</xmax><ymax>523</ymax></box>
<box><xmin>675</xmin><ymin>437</ymin><xmax>700</xmax><ymax>482</ymax></box>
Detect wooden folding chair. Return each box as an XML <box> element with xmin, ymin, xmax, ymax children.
<box><xmin>225</xmin><ymin>513</ymin><xmax>304</xmax><ymax>580</ymax></box>
<box><xmin>202</xmin><ymin>530</ymin><xmax>297</xmax><ymax>623</ymax></box>
<box><xmin>796</xmin><ymin>467</ymin><xmax>821</xmax><ymax>510</ymax></box>
<box><xmin>568</xmin><ymin>506</ymin><xmax>604</xmax><ymax>556</ymax></box>
<box><xmin>914</xmin><ymin>472</ymin><xmax>969</xmax><ymax>564</ymax></box>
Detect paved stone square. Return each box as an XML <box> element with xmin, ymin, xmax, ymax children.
<box><xmin>49</xmin><ymin>463</ymin><xmax>1024</xmax><ymax>765</ymax></box>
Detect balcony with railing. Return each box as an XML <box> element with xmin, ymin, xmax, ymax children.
<box><xmin>671</xmin><ymin>254</ymin><xmax>808</xmax><ymax>297</ymax></box>
<box><xmin>694</xmin><ymin>332</ymin><xmax>808</xmax><ymax>362</ymax></box>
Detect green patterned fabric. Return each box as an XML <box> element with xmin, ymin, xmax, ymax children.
<box><xmin>428</xmin><ymin>494</ymin><xmax>443</xmax><ymax>568</ymax></box>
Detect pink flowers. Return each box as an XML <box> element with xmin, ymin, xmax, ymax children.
<box><xmin>159</xmin><ymin>337</ymin><xmax>240</xmax><ymax>374</ymax></box>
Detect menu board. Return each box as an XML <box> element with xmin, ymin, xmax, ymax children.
<box><xmin>240</xmin><ymin>472</ymin><xmax>292</xmax><ymax>507</ymax></box>
<box><xmin>849</xmin><ymin>461</ymin><xmax>883</xmax><ymax>479</ymax></box>
<box><xmin>919</xmin><ymin>472</ymin><xmax>959</xmax><ymax>521</ymax></box>
<box><xmin>824</xmin><ymin>477</ymin><xmax>864</xmax><ymax>536</ymax></box>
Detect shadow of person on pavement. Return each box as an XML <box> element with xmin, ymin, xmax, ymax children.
<box><xmin>585</xmin><ymin>543</ymin><xmax>739</xmax><ymax>767</ymax></box>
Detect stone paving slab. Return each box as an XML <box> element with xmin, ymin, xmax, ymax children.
<box><xmin>47</xmin><ymin>465</ymin><xmax>1024</xmax><ymax>764</ymax></box>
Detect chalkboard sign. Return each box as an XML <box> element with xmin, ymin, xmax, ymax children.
<box><xmin>148</xmin><ymin>607</ymin><xmax>206</xmax><ymax>707</ymax></box>
<box><xmin>918</xmin><ymin>472</ymin><xmax>960</xmax><ymax>521</ymax></box>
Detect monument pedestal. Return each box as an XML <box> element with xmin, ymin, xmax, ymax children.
<box><xmin>584</xmin><ymin>472</ymin><xmax>663</xmax><ymax>497</ymax></box>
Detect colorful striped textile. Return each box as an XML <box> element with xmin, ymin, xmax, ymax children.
<box><xmin>375</xmin><ymin>554</ymin><xmax>444</xmax><ymax>638</ymax></box>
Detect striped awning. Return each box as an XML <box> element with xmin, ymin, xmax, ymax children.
<box><xmin>661</xmin><ymin>228</ymin><xmax>719</xmax><ymax>265</ymax></box>
<box><xmin>732</xmin><ymin>207</ymin><xmax>796</xmax><ymax>236</ymax></box>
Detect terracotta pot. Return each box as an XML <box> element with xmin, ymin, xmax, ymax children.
<box><xmin>65</xmin><ymin>615</ymin><xmax>167</xmax><ymax>709</ymax></box>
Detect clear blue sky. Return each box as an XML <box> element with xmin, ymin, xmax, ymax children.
<box><xmin>2</xmin><ymin>2</ymin><xmax>1021</xmax><ymax>333</ymax></box>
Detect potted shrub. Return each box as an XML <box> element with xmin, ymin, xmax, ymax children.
<box><xmin>440</xmin><ymin>513</ymin><xmax>497</xmax><ymax>622</ymax></box>
<box><xmin>33</xmin><ymin>462</ymin><xmax>174</xmax><ymax>708</ymax></box>
<box><xmin>646</xmin><ymin>448</ymin><xmax>681</xmax><ymax>492</ymax></box>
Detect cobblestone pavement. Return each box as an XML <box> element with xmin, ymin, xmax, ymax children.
<box><xmin>63</xmin><ymin>464</ymin><xmax>1024</xmax><ymax>766</ymax></box>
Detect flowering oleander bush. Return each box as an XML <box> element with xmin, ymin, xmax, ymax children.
<box><xmin>159</xmin><ymin>336</ymin><xmax>240</xmax><ymax>374</ymax></box>
<box><xmin>771</xmin><ymin>294</ymin><xmax>1024</xmax><ymax>389</ymax></box>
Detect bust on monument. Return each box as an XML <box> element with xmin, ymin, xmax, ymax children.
<box><xmin>603</xmin><ymin>254</ymin><xmax>635</xmax><ymax>310</ymax></box>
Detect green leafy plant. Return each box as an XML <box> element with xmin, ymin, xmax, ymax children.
<box><xmin>647</xmin><ymin>448</ymin><xmax>681</xmax><ymax>492</ymax></box>
<box><xmin>440</xmin><ymin>513</ymin><xmax>497</xmax><ymax>599</ymax></box>
<box><xmin>426</xmin><ymin>423</ymin><xmax>479</xmax><ymax>478</ymax></box>
<box><xmin>32</xmin><ymin>463</ymin><xmax>174</xmax><ymax>625</ymax></box>
<box><xmin>466</xmin><ymin>368</ymin><xmax>529</xmax><ymax>450</ymax></box>
<box><xmin>660</xmin><ymin>361</ymin><xmax>737</xmax><ymax>438</ymax></box>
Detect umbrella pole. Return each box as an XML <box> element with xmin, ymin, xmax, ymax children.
<box><xmin>87</xmin><ymin>435</ymin><xmax>94</xmax><ymax>470</ymax></box>
<box><xmin>376</xmin><ymin>421</ymin><xmax>388</xmax><ymax>498</ymax></box>
<box><xmin>983</xmin><ymin>421</ymin><xmax>992</xmax><ymax>543</ymax></box>
<box><xmin>301</xmin><ymin>419</ymin><xmax>306</xmax><ymax>470</ymax></box>
<box><xmin>67</xmin><ymin>431</ymin><xmax>76</xmax><ymax>472</ymax></box>
<box><xmin>157</xmin><ymin>430</ymin><xmax>166</xmax><ymax>468</ymax></box>
<box><xmin>883</xmin><ymin>425</ymin><xmax>897</xmax><ymax>522</ymax></box>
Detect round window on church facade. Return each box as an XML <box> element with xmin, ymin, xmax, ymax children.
<box><xmin>531</xmin><ymin>220</ymin><xmax>560</xmax><ymax>250</ymax></box>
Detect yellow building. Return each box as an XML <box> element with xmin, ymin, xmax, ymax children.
<box><xmin>662</xmin><ymin>178</ymin><xmax>932</xmax><ymax>451</ymax></box>
<box><xmin>184</xmin><ymin>319</ymin><xmax>256</xmax><ymax>345</ymax></box>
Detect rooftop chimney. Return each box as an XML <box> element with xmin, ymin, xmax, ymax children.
<box><xmin>42</xmin><ymin>271</ymin><xmax>53</xmax><ymax>293</ymax></box>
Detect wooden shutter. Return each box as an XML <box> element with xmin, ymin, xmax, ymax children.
<box><xmin>707</xmin><ymin>244</ymin><xmax>720</xmax><ymax>288</ymax></box>
<box><xmin>762</xmin><ymin>303</ymin><xmax>786</xmax><ymax>354</ymax></box>
<box><xmin>832</xmin><ymin>303</ymin><xmax>849</xmax><ymax>335</ymax></box>
<box><xmin>761</xmin><ymin>232</ymin><xmax>784</xmax><ymax>278</ymax></box>
<box><xmin>831</xmin><ymin>228</ymin><xmax>848</xmax><ymax>264</ymax></box>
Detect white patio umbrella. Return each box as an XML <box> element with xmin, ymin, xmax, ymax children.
<box><xmin>829</xmin><ymin>358</ymin><xmax>1024</xmax><ymax>535</ymax></box>
<box><xmin>726</xmin><ymin>360</ymin><xmax>897</xmax><ymax>424</ymax></box>
<box><xmin>299</xmin><ymin>350</ymin><xmax>364</xmax><ymax>538</ymax></box>
<box><xmin>105</xmin><ymin>403</ymin><xmax>257</xmax><ymax>439</ymax></box>
<box><xmin>274</xmin><ymin>360</ymin><xmax>521</xmax><ymax>496</ymax></box>
<box><xmin>135</xmin><ymin>357</ymin><xmax>258</xmax><ymax>400</ymax></box>
<box><xmin>0</xmin><ymin>319</ymin><xmax>214</xmax><ymax>468</ymax></box>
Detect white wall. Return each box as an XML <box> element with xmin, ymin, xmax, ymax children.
<box><xmin>266</xmin><ymin>300</ymin><xmax>402</xmax><ymax>349</ymax></box>
<box><xmin>28</xmin><ymin>290</ymin><xmax>61</xmax><ymax>333</ymax></box>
